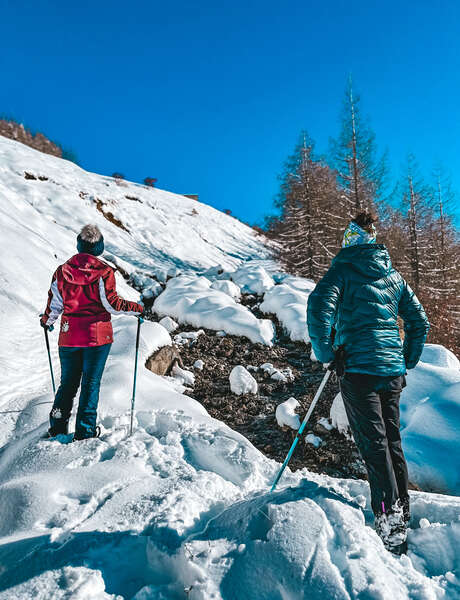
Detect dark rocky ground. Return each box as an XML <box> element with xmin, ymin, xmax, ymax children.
<box><xmin>146</xmin><ymin>292</ymin><xmax>368</xmax><ymax>482</ymax></box>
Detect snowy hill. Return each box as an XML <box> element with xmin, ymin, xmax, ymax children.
<box><xmin>0</xmin><ymin>136</ymin><xmax>459</xmax><ymax>599</ymax></box>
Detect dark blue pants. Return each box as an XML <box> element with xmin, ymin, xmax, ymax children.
<box><xmin>339</xmin><ymin>373</ymin><xmax>409</xmax><ymax>516</ymax></box>
<box><xmin>49</xmin><ymin>344</ymin><xmax>111</xmax><ymax>439</ymax></box>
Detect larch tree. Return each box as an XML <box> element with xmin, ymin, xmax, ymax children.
<box><xmin>269</xmin><ymin>132</ymin><xmax>341</xmax><ymax>279</ymax></box>
<box><xmin>330</xmin><ymin>77</ymin><xmax>387</xmax><ymax>215</ymax></box>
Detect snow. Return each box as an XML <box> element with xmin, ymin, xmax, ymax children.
<box><xmin>154</xmin><ymin>275</ymin><xmax>275</xmax><ymax>345</ymax></box>
<box><xmin>330</xmin><ymin>392</ymin><xmax>352</xmax><ymax>439</ymax></box>
<box><xmin>171</xmin><ymin>364</ymin><xmax>196</xmax><ymax>387</ymax></box>
<box><xmin>1</xmin><ymin>137</ymin><xmax>460</xmax><ymax>599</ymax></box>
<box><xmin>158</xmin><ymin>315</ymin><xmax>178</xmax><ymax>333</ymax></box>
<box><xmin>401</xmin><ymin>344</ymin><xmax>460</xmax><ymax>494</ymax></box>
<box><xmin>275</xmin><ymin>397</ymin><xmax>301</xmax><ymax>430</ymax></box>
<box><xmin>229</xmin><ymin>366</ymin><xmax>258</xmax><ymax>395</ymax></box>
<box><xmin>260</xmin><ymin>275</ymin><xmax>316</xmax><ymax>343</ymax></box>
<box><xmin>173</xmin><ymin>329</ymin><xmax>205</xmax><ymax>345</ymax></box>
<box><xmin>210</xmin><ymin>279</ymin><xmax>241</xmax><ymax>300</ymax></box>
<box><xmin>230</xmin><ymin>264</ymin><xmax>275</xmax><ymax>295</ymax></box>
<box><xmin>305</xmin><ymin>433</ymin><xmax>323</xmax><ymax>448</ymax></box>
<box><xmin>259</xmin><ymin>362</ymin><xmax>293</xmax><ymax>382</ymax></box>
<box><xmin>318</xmin><ymin>416</ymin><xmax>333</xmax><ymax>431</ymax></box>
<box><xmin>193</xmin><ymin>359</ymin><xmax>204</xmax><ymax>370</ymax></box>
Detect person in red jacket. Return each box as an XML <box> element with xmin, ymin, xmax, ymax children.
<box><xmin>40</xmin><ymin>224</ymin><xmax>143</xmax><ymax>440</ymax></box>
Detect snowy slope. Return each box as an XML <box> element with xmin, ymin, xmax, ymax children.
<box><xmin>0</xmin><ymin>137</ymin><xmax>459</xmax><ymax>599</ymax></box>
<box><xmin>0</xmin><ymin>136</ymin><xmax>271</xmax><ymax>276</ymax></box>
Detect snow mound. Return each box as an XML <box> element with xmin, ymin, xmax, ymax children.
<box><xmin>420</xmin><ymin>343</ymin><xmax>460</xmax><ymax>370</ymax></box>
<box><xmin>154</xmin><ymin>275</ymin><xmax>275</xmax><ymax>345</ymax></box>
<box><xmin>171</xmin><ymin>364</ymin><xmax>195</xmax><ymax>387</ymax></box>
<box><xmin>260</xmin><ymin>275</ymin><xmax>315</xmax><ymax>343</ymax></box>
<box><xmin>229</xmin><ymin>366</ymin><xmax>258</xmax><ymax>395</ymax></box>
<box><xmin>305</xmin><ymin>433</ymin><xmax>322</xmax><ymax>447</ymax></box>
<box><xmin>158</xmin><ymin>315</ymin><xmax>178</xmax><ymax>333</ymax></box>
<box><xmin>210</xmin><ymin>279</ymin><xmax>241</xmax><ymax>300</ymax></box>
<box><xmin>275</xmin><ymin>397</ymin><xmax>300</xmax><ymax>430</ymax></box>
<box><xmin>330</xmin><ymin>392</ymin><xmax>352</xmax><ymax>438</ymax></box>
<box><xmin>230</xmin><ymin>264</ymin><xmax>275</xmax><ymax>295</ymax></box>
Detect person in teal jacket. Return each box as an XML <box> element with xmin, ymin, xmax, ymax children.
<box><xmin>307</xmin><ymin>211</ymin><xmax>429</xmax><ymax>554</ymax></box>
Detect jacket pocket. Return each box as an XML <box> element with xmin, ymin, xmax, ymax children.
<box><xmin>95</xmin><ymin>320</ymin><xmax>113</xmax><ymax>345</ymax></box>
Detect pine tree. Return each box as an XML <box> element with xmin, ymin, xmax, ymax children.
<box><xmin>330</xmin><ymin>77</ymin><xmax>387</xmax><ymax>214</ymax></box>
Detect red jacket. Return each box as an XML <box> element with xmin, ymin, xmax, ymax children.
<box><xmin>42</xmin><ymin>254</ymin><xmax>143</xmax><ymax>346</ymax></box>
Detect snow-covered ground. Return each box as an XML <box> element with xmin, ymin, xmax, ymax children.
<box><xmin>0</xmin><ymin>137</ymin><xmax>459</xmax><ymax>599</ymax></box>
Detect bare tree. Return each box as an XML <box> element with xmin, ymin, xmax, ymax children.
<box><xmin>330</xmin><ymin>77</ymin><xmax>387</xmax><ymax>214</ymax></box>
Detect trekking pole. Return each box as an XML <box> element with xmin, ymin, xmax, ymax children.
<box><xmin>129</xmin><ymin>316</ymin><xmax>144</xmax><ymax>436</ymax></box>
<box><xmin>270</xmin><ymin>363</ymin><xmax>335</xmax><ymax>492</ymax></box>
<box><xmin>40</xmin><ymin>316</ymin><xmax>56</xmax><ymax>395</ymax></box>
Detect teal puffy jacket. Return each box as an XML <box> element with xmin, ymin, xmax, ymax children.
<box><xmin>307</xmin><ymin>244</ymin><xmax>430</xmax><ymax>376</ymax></box>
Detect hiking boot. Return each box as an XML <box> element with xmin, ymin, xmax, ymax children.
<box><xmin>46</xmin><ymin>422</ymin><xmax>69</xmax><ymax>438</ymax></box>
<box><xmin>375</xmin><ymin>500</ymin><xmax>407</xmax><ymax>555</ymax></box>
<box><xmin>400</xmin><ymin>495</ymin><xmax>410</xmax><ymax>525</ymax></box>
<box><xmin>73</xmin><ymin>425</ymin><xmax>101</xmax><ymax>442</ymax></box>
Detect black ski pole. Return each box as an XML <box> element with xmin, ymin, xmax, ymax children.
<box><xmin>129</xmin><ymin>316</ymin><xmax>144</xmax><ymax>436</ymax></box>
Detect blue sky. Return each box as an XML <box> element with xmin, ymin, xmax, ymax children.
<box><xmin>1</xmin><ymin>0</ymin><xmax>459</xmax><ymax>225</ymax></box>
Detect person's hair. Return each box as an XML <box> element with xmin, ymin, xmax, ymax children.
<box><xmin>79</xmin><ymin>224</ymin><xmax>102</xmax><ymax>243</ymax></box>
<box><xmin>352</xmin><ymin>211</ymin><xmax>378</xmax><ymax>233</ymax></box>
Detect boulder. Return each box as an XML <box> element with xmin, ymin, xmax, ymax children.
<box><xmin>145</xmin><ymin>345</ymin><xmax>183</xmax><ymax>376</ymax></box>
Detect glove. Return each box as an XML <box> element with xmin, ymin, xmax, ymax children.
<box><xmin>39</xmin><ymin>316</ymin><xmax>54</xmax><ymax>332</ymax></box>
<box><xmin>329</xmin><ymin>345</ymin><xmax>346</xmax><ymax>376</ymax></box>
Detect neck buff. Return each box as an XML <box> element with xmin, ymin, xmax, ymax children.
<box><xmin>342</xmin><ymin>221</ymin><xmax>377</xmax><ymax>248</ymax></box>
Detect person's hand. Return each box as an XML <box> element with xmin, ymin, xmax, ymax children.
<box><xmin>39</xmin><ymin>315</ymin><xmax>54</xmax><ymax>331</ymax></box>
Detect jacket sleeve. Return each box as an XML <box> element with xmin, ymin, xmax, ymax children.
<box><xmin>99</xmin><ymin>268</ymin><xmax>143</xmax><ymax>316</ymax></box>
<box><xmin>398</xmin><ymin>281</ymin><xmax>430</xmax><ymax>369</ymax></box>
<box><xmin>307</xmin><ymin>265</ymin><xmax>343</xmax><ymax>363</ymax></box>
<box><xmin>41</xmin><ymin>269</ymin><xmax>64</xmax><ymax>326</ymax></box>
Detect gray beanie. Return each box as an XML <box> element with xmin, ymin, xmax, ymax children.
<box><xmin>77</xmin><ymin>224</ymin><xmax>104</xmax><ymax>256</ymax></box>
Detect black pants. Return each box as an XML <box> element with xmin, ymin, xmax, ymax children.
<box><xmin>339</xmin><ymin>373</ymin><xmax>409</xmax><ymax>515</ymax></box>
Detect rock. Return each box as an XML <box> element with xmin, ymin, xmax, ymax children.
<box><xmin>145</xmin><ymin>345</ymin><xmax>183</xmax><ymax>376</ymax></box>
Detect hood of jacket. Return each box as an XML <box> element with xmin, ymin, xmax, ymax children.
<box><xmin>61</xmin><ymin>253</ymin><xmax>110</xmax><ymax>285</ymax></box>
<box><xmin>332</xmin><ymin>244</ymin><xmax>393</xmax><ymax>279</ymax></box>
